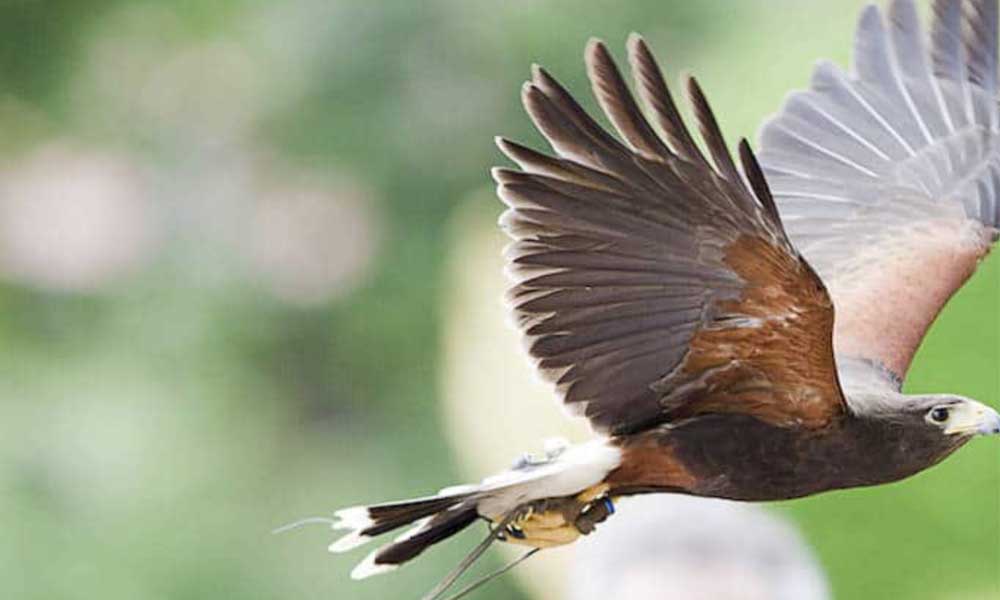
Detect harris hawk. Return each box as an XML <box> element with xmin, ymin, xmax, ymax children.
<box><xmin>305</xmin><ymin>0</ymin><xmax>1000</xmax><ymax>595</ymax></box>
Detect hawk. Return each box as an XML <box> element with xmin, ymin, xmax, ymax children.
<box><xmin>302</xmin><ymin>0</ymin><xmax>1000</xmax><ymax>595</ymax></box>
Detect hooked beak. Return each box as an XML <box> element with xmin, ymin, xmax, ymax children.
<box><xmin>944</xmin><ymin>402</ymin><xmax>1000</xmax><ymax>436</ymax></box>
<box><xmin>978</xmin><ymin>406</ymin><xmax>1000</xmax><ymax>435</ymax></box>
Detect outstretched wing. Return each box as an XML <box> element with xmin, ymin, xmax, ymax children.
<box><xmin>494</xmin><ymin>36</ymin><xmax>845</xmax><ymax>437</ymax></box>
<box><xmin>757</xmin><ymin>0</ymin><xmax>999</xmax><ymax>393</ymax></box>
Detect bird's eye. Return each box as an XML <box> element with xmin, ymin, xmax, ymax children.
<box><xmin>928</xmin><ymin>407</ymin><xmax>950</xmax><ymax>424</ymax></box>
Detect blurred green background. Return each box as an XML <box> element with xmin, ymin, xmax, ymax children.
<box><xmin>0</xmin><ymin>1</ymin><xmax>996</xmax><ymax>599</ymax></box>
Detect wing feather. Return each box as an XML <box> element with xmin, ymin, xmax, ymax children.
<box><xmin>585</xmin><ymin>39</ymin><xmax>672</xmax><ymax>160</ymax></box>
<box><xmin>758</xmin><ymin>0</ymin><xmax>999</xmax><ymax>391</ymax></box>
<box><xmin>890</xmin><ymin>0</ymin><xmax>953</xmax><ymax>139</ymax></box>
<box><xmin>626</xmin><ymin>34</ymin><xmax>708</xmax><ymax>167</ymax></box>
<box><xmin>497</xmin><ymin>37</ymin><xmax>845</xmax><ymax>435</ymax></box>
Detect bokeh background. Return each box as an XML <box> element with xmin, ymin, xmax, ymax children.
<box><xmin>0</xmin><ymin>1</ymin><xmax>997</xmax><ymax>599</ymax></box>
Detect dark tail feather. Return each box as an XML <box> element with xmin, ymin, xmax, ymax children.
<box><xmin>361</xmin><ymin>494</ymin><xmax>473</xmax><ymax>537</ymax></box>
<box><xmin>353</xmin><ymin>504</ymin><xmax>480</xmax><ymax>579</ymax></box>
<box><xmin>325</xmin><ymin>490</ymin><xmax>479</xmax><ymax>578</ymax></box>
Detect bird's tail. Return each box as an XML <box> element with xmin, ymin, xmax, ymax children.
<box><xmin>329</xmin><ymin>490</ymin><xmax>481</xmax><ymax>579</ymax></box>
<box><xmin>298</xmin><ymin>439</ymin><xmax>622</xmax><ymax>583</ymax></box>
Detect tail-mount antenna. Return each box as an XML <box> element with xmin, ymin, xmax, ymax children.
<box><xmin>271</xmin><ymin>517</ymin><xmax>338</xmax><ymax>535</ymax></box>
<box><xmin>436</xmin><ymin>548</ymin><xmax>540</xmax><ymax>600</ymax></box>
<box><xmin>421</xmin><ymin>508</ymin><xmax>541</xmax><ymax>600</ymax></box>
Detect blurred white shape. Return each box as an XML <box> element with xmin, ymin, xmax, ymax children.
<box><xmin>568</xmin><ymin>495</ymin><xmax>830</xmax><ymax>600</ymax></box>
<box><xmin>246</xmin><ymin>172</ymin><xmax>380</xmax><ymax>306</ymax></box>
<box><xmin>0</xmin><ymin>142</ymin><xmax>159</xmax><ymax>292</ymax></box>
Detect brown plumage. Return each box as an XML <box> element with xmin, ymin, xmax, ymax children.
<box><xmin>317</xmin><ymin>0</ymin><xmax>1000</xmax><ymax>592</ymax></box>
<box><xmin>500</xmin><ymin>40</ymin><xmax>846</xmax><ymax>437</ymax></box>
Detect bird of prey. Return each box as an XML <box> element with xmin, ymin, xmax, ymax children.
<box><xmin>306</xmin><ymin>0</ymin><xmax>1000</xmax><ymax>596</ymax></box>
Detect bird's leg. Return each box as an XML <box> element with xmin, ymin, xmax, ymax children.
<box><xmin>500</xmin><ymin>484</ymin><xmax>615</xmax><ymax>548</ymax></box>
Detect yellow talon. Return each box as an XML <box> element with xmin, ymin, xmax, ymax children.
<box><xmin>576</xmin><ymin>483</ymin><xmax>610</xmax><ymax>504</ymax></box>
<box><xmin>507</xmin><ymin>524</ymin><xmax>581</xmax><ymax>548</ymax></box>
<box><xmin>501</xmin><ymin>484</ymin><xmax>614</xmax><ymax>549</ymax></box>
<box><xmin>518</xmin><ymin>509</ymin><xmax>564</xmax><ymax>529</ymax></box>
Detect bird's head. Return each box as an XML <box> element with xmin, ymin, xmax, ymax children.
<box><xmin>848</xmin><ymin>392</ymin><xmax>1000</xmax><ymax>479</ymax></box>
<box><xmin>900</xmin><ymin>394</ymin><xmax>1000</xmax><ymax>438</ymax></box>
